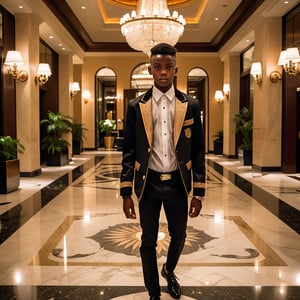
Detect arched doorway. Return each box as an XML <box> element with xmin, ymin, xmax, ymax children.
<box><xmin>187</xmin><ymin>67</ymin><xmax>208</xmax><ymax>152</ymax></box>
<box><xmin>123</xmin><ymin>63</ymin><xmax>153</xmax><ymax>127</ymax></box>
<box><xmin>95</xmin><ymin>67</ymin><xmax>117</xmax><ymax>148</ymax></box>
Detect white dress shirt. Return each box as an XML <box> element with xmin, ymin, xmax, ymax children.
<box><xmin>148</xmin><ymin>85</ymin><xmax>178</xmax><ymax>172</ymax></box>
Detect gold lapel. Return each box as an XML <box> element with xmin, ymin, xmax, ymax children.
<box><xmin>174</xmin><ymin>98</ymin><xmax>187</xmax><ymax>147</ymax></box>
<box><xmin>139</xmin><ymin>99</ymin><xmax>153</xmax><ymax>147</ymax></box>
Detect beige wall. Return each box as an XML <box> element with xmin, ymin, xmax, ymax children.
<box><xmin>80</xmin><ymin>53</ymin><xmax>223</xmax><ymax>151</ymax></box>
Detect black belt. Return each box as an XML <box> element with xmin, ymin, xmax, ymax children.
<box><xmin>148</xmin><ymin>169</ymin><xmax>180</xmax><ymax>181</ymax></box>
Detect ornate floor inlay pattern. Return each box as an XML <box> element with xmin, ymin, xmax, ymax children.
<box><xmin>33</xmin><ymin>212</ymin><xmax>285</xmax><ymax>267</ymax></box>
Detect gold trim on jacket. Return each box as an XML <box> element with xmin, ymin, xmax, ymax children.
<box><xmin>139</xmin><ymin>97</ymin><xmax>188</xmax><ymax>148</ymax></box>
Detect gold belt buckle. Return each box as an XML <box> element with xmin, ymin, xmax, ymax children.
<box><xmin>160</xmin><ymin>173</ymin><xmax>171</xmax><ymax>181</ymax></box>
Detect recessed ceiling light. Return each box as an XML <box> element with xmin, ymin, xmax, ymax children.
<box><xmin>58</xmin><ymin>43</ymin><xmax>62</xmax><ymax>46</ymax></box>
<box><xmin>18</xmin><ymin>5</ymin><xmax>23</xmax><ymax>9</ymax></box>
<box><xmin>284</xmin><ymin>1</ymin><xmax>289</xmax><ymax>4</ymax></box>
<box><xmin>49</xmin><ymin>35</ymin><xmax>54</xmax><ymax>39</ymax></box>
<box><xmin>81</xmin><ymin>6</ymin><xmax>86</xmax><ymax>10</ymax></box>
<box><xmin>214</xmin><ymin>17</ymin><xmax>219</xmax><ymax>21</ymax></box>
<box><xmin>62</xmin><ymin>47</ymin><xmax>66</xmax><ymax>50</ymax></box>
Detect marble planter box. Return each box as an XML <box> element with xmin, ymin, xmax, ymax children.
<box><xmin>0</xmin><ymin>159</ymin><xmax>20</xmax><ymax>194</ymax></box>
<box><xmin>46</xmin><ymin>148</ymin><xmax>69</xmax><ymax>166</ymax></box>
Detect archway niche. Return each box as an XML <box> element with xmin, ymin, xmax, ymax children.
<box><xmin>95</xmin><ymin>67</ymin><xmax>117</xmax><ymax>148</ymax></box>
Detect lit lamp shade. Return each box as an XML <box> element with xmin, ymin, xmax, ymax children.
<box><xmin>4</xmin><ymin>50</ymin><xmax>24</xmax><ymax>66</ymax></box>
<box><xmin>214</xmin><ymin>90</ymin><xmax>224</xmax><ymax>102</ymax></box>
<box><xmin>71</xmin><ymin>82</ymin><xmax>80</xmax><ymax>92</ymax></box>
<box><xmin>277</xmin><ymin>50</ymin><xmax>287</xmax><ymax>66</ymax></box>
<box><xmin>250</xmin><ymin>62</ymin><xmax>262</xmax><ymax>75</ymax></box>
<box><xmin>82</xmin><ymin>90</ymin><xmax>91</xmax><ymax>99</ymax></box>
<box><xmin>285</xmin><ymin>47</ymin><xmax>300</xmax><ymax>62</ymax></box>
<box><xmin>82</xmin><ymin>90</ymin><xmax>91</xmax><ymax>104</ymax></box>
<box><xmin>37</xmin><ymin>63</ymin><xmax>52</xmax><ymax>76</ymax></box>
<box><xmin>223</xmin><ymin>83</ymin><xmax>230</xmax><ymax>96</ymax></box>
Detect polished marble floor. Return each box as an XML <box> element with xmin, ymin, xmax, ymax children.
<box><xmin>0</xmin><ymin>151</ymin><xmax>299</xmax><ymax>299</ymax></box>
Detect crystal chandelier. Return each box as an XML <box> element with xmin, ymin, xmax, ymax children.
<box><xmin>120</xmin><ymin>0</ymin><xmax>185</xmax><ymax>56</ymax></box>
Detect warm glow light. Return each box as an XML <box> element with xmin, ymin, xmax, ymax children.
<box><xmin>254</xmin><ymin>260</ymin><xmax>259</xmax><ymax>272</ymax></box>
<box><xmin>63</xmin><ymin>235</ymin><xmax>68</xmax><ymax>273</ymax></box>
<box><xmin>71</xmin><ymin>82</ymin><xmax>81</xmax><ymax>98</ymax></box>
<box><xmin>84</xmin><ymin>211</ymin><xmax>91</xmax><ymax>223</ymax></box>
<box><xmin>14</xmin><ymin>271</ymin><xmax>22</xmax><ymax>284</ymax></box>
<box><xmin>4</xmin><ymin>50</ymin><xmax>28</xmax><ymax>82</ymax></box>
<box><xmin>250</xmin><ymin>62</ymin><xmax>262</xmax><ymax>84</ymax></box>
<box><xmin>4</xmin><ymin>50</ymin><xmax>23</xmax><ymax>66</ymax></box>
<box><xmin>278</xmin><ymin>47</ymin><xmax>300</xmax><ymax>76</ymax></box>
<box><xmin>223</xmin><ymin>83</ymin><xmax>230</xmax><ymax>97</ymax></box>
<box><xmin>296</xmin><ymin>273</ymin><xmax>300</xmax><ymax>284</ymax></box>
<box><xmin>214</xmin><ymin>211</ymin><xmax>224</xmax><ymax>223</ymax></box>
<box><xmin>36</xmin><ymin>63</ymin><xmax>52</xmax><ymax>86</ymax></box>
<box><xmin>214</xmin><ymin>90</ymin><xmax>224</xmax><ymax>102</ymax></box>
<box><xmin>82</xmin><ymin>90</ymin><xmax>91</xmax><ymax>104</ymax></box>
<box><xmin>120</xmin><ymin>0</ymin><xmax>185</xmax><ymax>56</ymax></box>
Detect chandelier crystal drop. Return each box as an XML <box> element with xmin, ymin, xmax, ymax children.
<box><xmin>120</xmin><ymin>0</ymin><xmax>186</xmax><ymax>56</ymax></box>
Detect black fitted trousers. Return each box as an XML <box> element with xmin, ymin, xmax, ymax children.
<box><xmin>139</xmin><ymin>170</ymin><xmax>188</xmax><ymax>297</ymax></box>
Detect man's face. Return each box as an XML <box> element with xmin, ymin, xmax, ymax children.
<box><xmin>148</xmin><ymin>54</ymin><xmax>178</xmax><ymax>93</ymax></box>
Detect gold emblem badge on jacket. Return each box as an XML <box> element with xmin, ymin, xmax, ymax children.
<box><xmin>184</xmin><ymin>128</ymin><xmax>192</xmax><ymax>138</ymax></box>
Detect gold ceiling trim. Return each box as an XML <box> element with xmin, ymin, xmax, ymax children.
<box><xmin>99</xmin><ymin>0</ymin><xmax>206</xmax><ymax>25</ymax></box>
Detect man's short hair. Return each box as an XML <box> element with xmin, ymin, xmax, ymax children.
<box><xmin>150</xmin><ymin>43</ymin><xmax>177</xmax><ymax>57</ymax></box>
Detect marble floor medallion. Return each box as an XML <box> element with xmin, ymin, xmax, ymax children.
<box><xmin>31</xmin><ymin>213</ymin><xmax>286</xmax><ymax>267</ymax></box>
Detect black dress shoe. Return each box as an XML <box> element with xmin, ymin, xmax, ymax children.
<box><xmin>149</xmin><ymin>296</ymin><xmax>160</xmax><ymax>300</ymax></box>
<box><xmin>161</xmin><ymin>263</ymin><xmax>181</xmax><ymax>299</ymax></box>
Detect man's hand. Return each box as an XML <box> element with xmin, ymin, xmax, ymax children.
<box><xmin>123</xmin><ymin>195</ymin><xmax>136</xmax><ymax>219</ymax></box>
<box><xmin>189</xmin><ymin>197</ymin><xmax>203</xmax><ymax>218</ymax></box>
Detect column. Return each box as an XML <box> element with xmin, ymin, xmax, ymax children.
<box><xmin>252</xmin><ymin>17</ymin><xmax>282</xmax><ymax>170</ymax></box>
<box><xmin>15</xmin><ymin>13</ymin><xmax>41</xmax><ymax>176</ymax></box>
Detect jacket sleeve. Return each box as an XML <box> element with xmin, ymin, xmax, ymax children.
<box><xmin>191</xmin><ymin>98</ymin><xmax>206</xmax><ymax>197</ymax></box>
<box><xmin>120</xmin><ymin>98</ymin><xmax>137</xmax><ymax>196</ymax></box>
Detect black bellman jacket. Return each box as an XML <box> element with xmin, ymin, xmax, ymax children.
<box><xmin>120</xmin><ymin>87</ymin><xmax>205</xmax><ymax>200</ymax></box>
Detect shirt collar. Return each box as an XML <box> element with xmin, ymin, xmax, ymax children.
<box><xmin>153</xmin><ymin>85</ymin><xmax>175</xmax><ymax>103</ymax></box>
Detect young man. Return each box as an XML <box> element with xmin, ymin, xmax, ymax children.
<box><xmin>120</xmin><ymin>43</ymin><xmax>205</xmax><ymax>300</ymax></box>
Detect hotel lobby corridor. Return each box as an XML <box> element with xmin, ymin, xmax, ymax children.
<box><xmin>0</xmin><ymin>151</ymin><xmax>299</xmax><ymax>300</ymax></box>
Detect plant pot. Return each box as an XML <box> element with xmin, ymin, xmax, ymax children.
<box><xmin>243</xmin><ymin>149</ymin><xmax>252</xmax><ymax>166</ymax></box>
<box><xmin>104</xmin><ymin>136</ymin><xmax>115</xmax><ymax>149</ymax></box>
<box><xmin>0</xmin><ymin>159</ymin><xmax>20</xmax><ymax>194</ymax></box>
<box><xmin>46</xmin><ymin>148</ymin><xmax>69</xmax><ymax>166</ymax></box>
<box><xmin>213</xmin><ymin>139</ymin><xmax>223</xmax><ymax>155</ymax></box>
<box><xmin>72</xmin><ymin>140</ymin><xmax>82</xmax><ymax>155</ymax></box>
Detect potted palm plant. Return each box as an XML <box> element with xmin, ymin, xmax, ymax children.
<box><xmin>71</xmin><ymin>123</ymin><xmax>88</xmax><ymax>154</ymax></box>
<box><xmin>40</xmin><ymin>111</ymin><xmax>72</xmax><ymax>166</ymax></box>
<box><xmin>234</xmin><ymin>106</ymin><xmax>253</xmax><ymax>165</ymax></box>
<box><xmin>99</xmin><ymin>119</ymin><xmax>116</xmax><ymax>149</ymax></box>
<box><xmin>0</xmin><ymin>136</ymin><xmax>25</xmax><ymax>193</ymax></box>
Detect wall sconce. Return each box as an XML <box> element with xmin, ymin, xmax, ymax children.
<box><xmin>277</xmin><ymin>47</ymin><xmax>300</xmax><ymax>76</ymax></box>
<box><xmin>214</xmin><ymin>90</ymin><xmax>224</xmax><ymax>103</ymax></box>
<box><xmin>269</xmin><ymin>71</ymin><xmax>282</xmax><ymax>83</ymax></box>
<box><xmin>82</xmin><ymin>90</ymin><xmax>91</xmax><ymax>104</ymax></box>
<box><xmin>223</xmin><ymin>83</ymin><xmax>230</xmax><ymax>98</ymax></box>
<box><xmin>70</xmin><ymin>82</ymin><xmax>80</xmax><ymax>99</ymax></box>
<box><xmin>4</xmin><ymin>50</ymin><xmax>28</xmax><ymax>82</ymax></box>
<box><xmin>250</xmin><ymin>62</ymin><xmax>262</xmax><ymax>85</ymax></box>
<box><xmin>35</xmin><ymin>63</ymin><xmax>52</xmax><ymax>86</ymax></box>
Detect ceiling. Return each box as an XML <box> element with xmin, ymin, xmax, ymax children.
<box><xmin>0</xmin><ymin>0</ymin><xmax>299</xmax><ymax>56</ymax></box>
